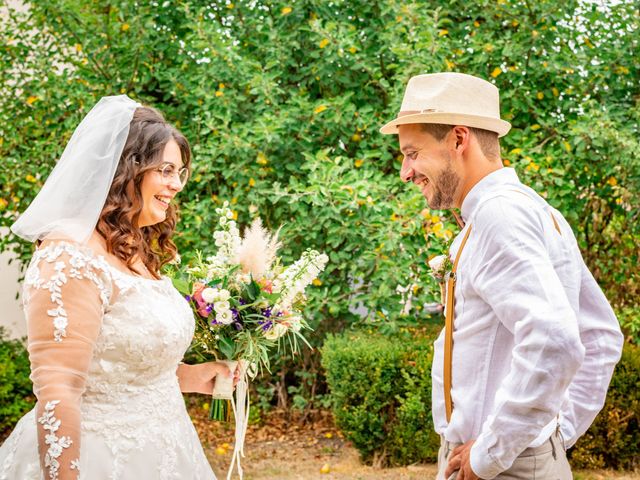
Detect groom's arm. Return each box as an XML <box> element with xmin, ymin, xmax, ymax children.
<box><xmin>558</xmin><ymin>260</ymin><xmax>623</xmax><ymax>447</ymax></box>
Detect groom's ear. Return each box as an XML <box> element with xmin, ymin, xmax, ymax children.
<box><xmin>450</xmin><ymin>126</ymin><xmax>471</xmax><ymax>154</ymax></box>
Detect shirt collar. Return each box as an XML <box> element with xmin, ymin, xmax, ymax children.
<box><xmin>460</xmin><ymin>167</ymin><xmax>521</xmax><ymax>222</ymax></box>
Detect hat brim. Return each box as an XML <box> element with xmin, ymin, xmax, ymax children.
<box><xmin>379</xmin><ymin>112</ymin><xmax>511</xmax><ymax>138</ymax></box>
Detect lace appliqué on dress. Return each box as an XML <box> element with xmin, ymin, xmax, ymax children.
<box><xmin>24</xmin><ymin>243</ymin><xmax>112</xmax><ymax>342</ymax></box>
<box><xmin>37</xmin><ymin>400</ymin><xmax>73</xmax><ymax>480</ymax></box>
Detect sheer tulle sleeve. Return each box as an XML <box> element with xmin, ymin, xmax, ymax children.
<box><xmin>23</xmin><ymin>242</ymin><xmax>112</xmax><ymax>480</ymax></box>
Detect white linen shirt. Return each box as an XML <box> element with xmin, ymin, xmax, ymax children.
<box><xmin>431</xmin><ymin>168</ymin><xmax>624</xmax><ymax>479</ymax></box>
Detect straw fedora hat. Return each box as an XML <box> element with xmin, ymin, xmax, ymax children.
<box><xmin>380</xmin><ymin>72</ymin><xmax>511</xmax><ymax>137</ymax></box>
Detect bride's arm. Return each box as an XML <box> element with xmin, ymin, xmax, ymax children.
<box><xmin>176</xmin><ymin>362</ymin><xmax>238</xmax><ymax>395</ymax></box>
<box><xmin>25</xmin><ymin>243</ymin><xmax>112</xmax><ymax>480</ymax></box>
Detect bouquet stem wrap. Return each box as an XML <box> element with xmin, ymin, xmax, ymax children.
<box><xmin>211</xmin><ymin>360</ymin><xmax>250</xmax><ymax>480</ymax></box>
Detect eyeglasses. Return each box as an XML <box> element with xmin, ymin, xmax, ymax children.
<box><xmin>156</xmin><ymin>163</ymin><xmax>189</xmax><ymax>187</ymax></box>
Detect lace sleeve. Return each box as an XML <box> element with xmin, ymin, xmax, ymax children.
<box><xmin>24</xmin><ymin>242</ymin><xmax>112</xmax><ymax>480</ymax></box>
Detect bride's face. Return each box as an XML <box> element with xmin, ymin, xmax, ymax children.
<box><xmin>138</xmin><ymin>140</ymin><xmax>185</xmax><ymax>228</ymax></box>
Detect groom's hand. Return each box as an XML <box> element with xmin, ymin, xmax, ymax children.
<box><xmin>444</xmin><ymin>440</ymin><xmax>479</xmax><ymax>480</ymax></box>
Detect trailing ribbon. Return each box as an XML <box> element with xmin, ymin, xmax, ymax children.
<box><xmin>226</xmin><ymin>360</ymin><xmax>252</xmax><ymax>480</ymax></box>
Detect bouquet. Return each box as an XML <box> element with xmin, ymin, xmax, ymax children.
<box><xmin>172</xmin><ymin>202</ymin><xmax>328</xmax><ymax>478</ymax></box>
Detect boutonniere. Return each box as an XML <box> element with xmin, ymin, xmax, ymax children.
<box><xmin>428</xmin><ymin>253</ymin><xmax>453</xmax><ymax>284</ymax></box>
<box><xmin>428</xmin><ymin>253</ymin><xmax>453</xmax><ymax>311</ymax></box>
<box><xmin>427</xmin><ymin>241</ymin><xmax>455</xmax><ymax>311</ymax></box>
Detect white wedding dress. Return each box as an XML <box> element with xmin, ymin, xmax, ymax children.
<box><xmin>0</xmin><ymin>241</ymin><xmax>217</xmax><ymax>480</ymax></box>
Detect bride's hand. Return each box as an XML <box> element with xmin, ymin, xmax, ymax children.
<box><xmin>177</xmin><ymin>362</ymin><xmax>241</xmax><ymax>395</ymax></box>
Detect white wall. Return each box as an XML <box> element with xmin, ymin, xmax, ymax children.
<box><xmin>0</xmin><ymin>229</ymin><xmax>26</xmax><ymax>339</ymax></box>
<box><xmin>1</xmin><ymin>1</ymin><xmax>32</xmax><ymax>340</ymax></box>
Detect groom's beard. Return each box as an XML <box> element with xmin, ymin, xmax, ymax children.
<box><xmin>426</xmin><ymin>162</ymin><xmax>459</xmax><ymax>210</ymax></box>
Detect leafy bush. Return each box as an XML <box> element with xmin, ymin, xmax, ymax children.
<box><xmin>618</xmin><ymin>307</ymin><xmax>640</xmax><ymax>346</ymax></box>
<box><xmin>0</xmin><ymin>327</ymin><xmax>35</xmax><ymax>441</ymax></box>
<box><xmin>323</xmin><ymin>329</ymin><xmax>640</xmax><ymax>470</ymax></box>
<box><xmin>321</xmin><ymin>328</ymin><xmax>441</xmax><ymax>466</ymax></box>
<box><xmin>1</xmin><ymin>0</ymin><xmax>638</xmax><ymax>413</ymax></box>
<box><xmin>569</xmin><ymin>342</ymin><xmax>640</xmax><ymax>470</ymax></box>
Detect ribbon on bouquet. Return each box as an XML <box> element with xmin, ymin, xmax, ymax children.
<box><xmin>212</xmin><ymin>360</ymin><xmax>255</xmax><ymax>480</ymax></box>
<box><xmin>226</xmin><ymin>363</ymin><xmax>250</xmax><ymax>480</ymax></box>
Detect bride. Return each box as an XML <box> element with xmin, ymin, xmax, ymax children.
<box><xmin>0</xmin><ymin>95</ymin><xmax>237</xmax><ymax>479</ymax></box>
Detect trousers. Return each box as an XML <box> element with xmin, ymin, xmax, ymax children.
<box><xmin>436</xmin><ymin>430</ymin><xmax>572</xmax><ymax>479</ymax></box>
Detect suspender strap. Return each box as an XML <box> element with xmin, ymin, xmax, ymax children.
<box><xmin>443</xmin><ymin>225</ymin><xmax>472</xmax><ymax>423</ymax></box>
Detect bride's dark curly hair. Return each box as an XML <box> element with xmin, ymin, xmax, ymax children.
<box><xmin>96</xmin><ymin>106</ymin><xmax>191</xmax><ymax>279</ymax></box>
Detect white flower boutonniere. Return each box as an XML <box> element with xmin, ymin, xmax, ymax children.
<box><xmin>428</xmin><ymin>253</ymin><xmax>453</xmax><ymax>283</ymax></box>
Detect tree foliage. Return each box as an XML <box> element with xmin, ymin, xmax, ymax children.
<box><xmin>1</xmin><ymin>0</ymin><xmax>638</xmax><ymax>405</ymax></box>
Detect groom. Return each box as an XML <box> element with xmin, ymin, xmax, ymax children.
<box><xmin>380</xmin><ymin>72</ymin><xmax>624</xmax><ymax>479</ymax></box>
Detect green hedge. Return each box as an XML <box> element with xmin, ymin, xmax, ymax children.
<box><xmin>569</xmin><ymin>342</ymin><xmax>640</xmax><ymax>469</ymax></box>
<box><xmin>0</xmin><ymin>328</ymin><xmax>34</xmax><ymax>441</ymax></box>
<box><xmin>321</xmin><ymin>328</ymin><xmax>441</xmax><ymax>466</ymax></box>
<box><xmin>322</xmin><ymin>331</ymin><xmax>640</xmax><ymax>470</ymax></box>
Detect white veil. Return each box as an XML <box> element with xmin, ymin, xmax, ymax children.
<box><xmin>11</xmin><ymin>95</ymin><xmax>140</xmax><ymax>244</ymax></box>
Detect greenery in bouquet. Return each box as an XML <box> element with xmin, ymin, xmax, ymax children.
<box><xmin>172</xmin><ymin>202</ymin><xmax>328</xmax><ymax>376</ymax></box>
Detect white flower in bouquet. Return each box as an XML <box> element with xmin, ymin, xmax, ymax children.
<box><xmin>236</xmin><ymin>218</ymin><xmax>282</xmax><ymax>279</ymax></box>
<box><xmin>216</xmin><ymin>310</ymin><xmax>234</xmax><ymax>325</ymax></box>
<box><xmin>212</xmin><ymin>202</ymin><xmax>242</xmax><ymax>266</ymax></box>
<box><xmin>214</xmin><ymin>301</ymin><xmax>231</xmax><ymax>313</ymax></box>
<box><xmin>201</xmin><ymin>287</ymin><xmax>217</xmax><ymax>304</ymax></box>
<box><xmin>273</xmin><ymin>250</ymin><xmax>329</xmax><ymax>312</ymax></box>
<box><xmin>264</xmin><ymin>322</ymin><xmax>288</xmax><ymax>340</ymax></box>
<box><xmin>287</xmin><ymin>315</ymin><xmax>302</xmax><ymax>333</ymax></box>
<box><xmin>204</xmin><ymin>255</ymin><xmax>228</xmax><ymax>280</ymax></box>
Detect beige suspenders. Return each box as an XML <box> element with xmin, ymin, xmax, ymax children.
<box><xmin>443</xmin><ymin>225</ymin><xmax>472</xmax><ymax>422</ymax></box>
<box><xmin>443</xmin><ymin>195</ymin><xmax>562</xmax><ymax>423</ymax></box>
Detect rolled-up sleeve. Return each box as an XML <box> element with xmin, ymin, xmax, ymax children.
<box><xmin>467</xmin><ymin>199</ymin><xmax>585</xmax><ymax>479</ymax></box>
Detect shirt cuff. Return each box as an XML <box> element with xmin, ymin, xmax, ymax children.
<box><xmin>470</xmin><ymin>431</ymin><xmax>504</xmax><ymax>480</ymax></box>
<box><xmin>559</xmin><ymin>422</ymin><xmax>576</xmax><ymax>449</ymax></box>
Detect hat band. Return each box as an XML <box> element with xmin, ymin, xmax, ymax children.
<box><xmin>398</xmin><ymin>109</ymin><xmax>439</xmax><ymax>117</ymax></box>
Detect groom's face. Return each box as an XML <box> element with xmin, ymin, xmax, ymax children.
<box><xmin>397</xmin><ymin>124</ymin><xmax>461</xmax><ymax>209</ymax></box>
